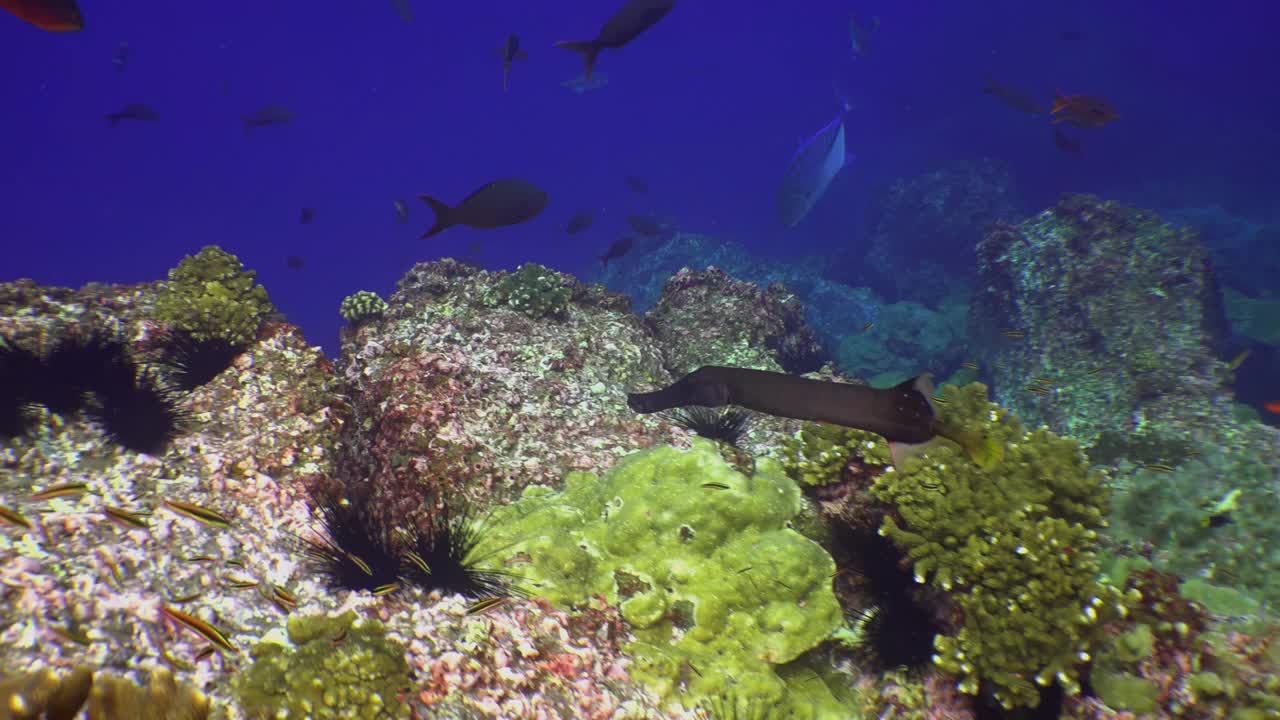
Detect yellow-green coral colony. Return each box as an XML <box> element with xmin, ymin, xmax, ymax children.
<box><xmin>785</xmin><ymin>382</ymin><xmax>1136</xmax><ymax>709</ymax></box>
<box><xmin>153</xmin><ymin>245</ymin><xmax>274</xmax><ymax>347</ymax></box>
<box><xmin>340</xmin><ymin>290</ymin><xmax>389</xmax><ymax>325</ymax></box>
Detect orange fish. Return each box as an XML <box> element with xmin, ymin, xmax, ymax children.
<box><xmin>1264</xmin><ymin>402</ymin><xmax>1280</xmax><ymax>414</ymax></box>
<box><xmin>0</xmin><ymin>0</ymin><xmax>83</xmax><ymax>31</ymax></box>
<box><xmin>1051</xmin><ymin>90</ymin><xmax>1119</xmax><ymax>128</ymax></box>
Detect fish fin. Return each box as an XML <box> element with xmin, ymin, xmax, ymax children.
<box><xmin>554</xmin><ymin>40</ymin><xmax>600</xmax><ymax>80</ymax></box>
<box><xmin>417</xmin><ymin>195</ymin><xmax>454</xmax><ymax>239</ymax></box>
<box><xmin>1051</xmin><ymin>89</ymin><xmax>1068</xmax><ymax>114</ymax></box>
<box><xmin>934</xmin><ymin>417</ymin><xmax>1004</xmax><ymax>471</ymax></box>
<box><xmin>888</xmin><ymin>439</ymin><xmax>931</xmax><ymax>468</ymax></box>
<box><xmin>515</xmin><ymin>50</ymin><xmax>528</xmax><ymax>61</ymax></box>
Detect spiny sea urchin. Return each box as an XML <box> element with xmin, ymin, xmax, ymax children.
<box><xmin>838</xmin><ymin>528</ymin><xmax>941</xmax><ymax>673</ymax></box>
<box><xmin>667</xmin><ymin>406</ymin><xmax>753</xmax><ymax>447</ymax></box>
<box><xmin>401</xmin><ymin>497</ymin><xmax>525</xmax><ymax>601</ymax></box>
<box><xmin>0</xmin><ymin>338</ymin><xmax>41</xmax><ymax>438</ymax></box>
<box><xmin>86</xmin><ymin>363</ymin><xmax>188</xmax><ymax>455</ymax></box>
<box><xmin>31</xmin><ymin>329</ymin><xmax>132</xmax><ymax>416</ymax></box>
<box><xmin>303</xmin><ymin>485</ymin><xmax>403</xmax><ymax>593</ymax></box>
<box><xmin>154</xmin><ymin>329</ymin><xmax>245</xmax><ymax>391</ymax></box>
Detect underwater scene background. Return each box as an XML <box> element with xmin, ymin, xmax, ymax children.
<box><xmin>2</xmin><ymin>1</ymin><xmax>1279</xmax><ymax>718</ymax></box>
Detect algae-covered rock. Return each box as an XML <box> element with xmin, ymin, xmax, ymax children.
<box><xmin>1092</xmin><ymin>671</ymin><xmax>1160</xmax><ymax>713</ymax></box>
<box><xmin>479</xmin><ymin>439</ymin><xmax>845</xmax><ymax>717</ymax></box>
<box><xmin>486</xmin><ymin>263</ymin><xmax>573</xmax><ymax>319</ymax></box>
<box><xmin>233</xmin><ymin>610</ymin><xmax>411</xmax><ymax>720</ymax></box>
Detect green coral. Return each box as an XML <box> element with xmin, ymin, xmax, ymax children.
<box><xmin>233</xmin><ymin>610</ymin><xmax>410</xmax><ymax>720</ymax></box>
<box><xmin>154</xmin><ymin>245</ymin><xmax>274</xmax><ymax>346</ymax></box>
<box><xmin>488</xmin><ymin>263</ymin><xmax>572</xmax><ymax>319</ymax></box>
<box><xmin>781</xmin><ymin>422</ymin><xmax>893</xmax><ymax>487</ymax></box>
<box><xmin>341</xmin><ymin>290</ymin><xmax>389</xmax><ymax>326</ymax></box>
<box><xmin>479</xmin><ymin>439</ymin><xmax>846</xmax><ymax>717</ymax></box>
<box><xmin>785</xmin><ymin>382</ymin><xmax>1128</xmax><ymax>709</ymax></box>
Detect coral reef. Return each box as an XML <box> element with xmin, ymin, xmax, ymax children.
<box><xmin>341</xmin><ymin>290</ymin><xmax>390</xmax><ymax>326</ymax></box>
<box><xmin>153</xmin><ymin>245</ymin><xmax>275</xmax><ymax>347</ymax></box>
<box><xmin>835</xmin><ymin>299</ymin><xmax>968</xmax><ymax>387</ymax></box>
<box><xmin>0</xmin><ymin>665</ymin><xmax>211</xmax><ymax>720</ymax></box>
<box><xmin>485</xmin><ymin>263</ymin><xmax>574</xmax><ymax>319</ymax></box>
<box><xmin>478</xmin><ymin>439</ymin><xmax>847</xmax><ymax>717</ymax></box>
<box><xmin>969</xmin><ymin>194</ymin><xmax>1230</xmax><ymax>451</ymax></box>
<box><xmin>233</xmin><ymin>610</ymin><xmax>411</xmax><ymax>719</ymax></box>
<box><xmin>645</xmin><ymin>267</ymin><xmax>825</xmax><ymax>375</ymax></box>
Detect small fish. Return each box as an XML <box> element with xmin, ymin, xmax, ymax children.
<box><xmin>329</xmin><ymin>627</ymin><xmax>349</xmax><ymax>646</ymax></box>
<box><xmin>348</xmin><ymin>554</ymin><xmax>374</xmax><ymax>576</ymax></box>
<box><xmin>624</xmin><ymin>175</ymin><xmax>648</xmax><ymax>193</ymax></box>
<box><xmin>105</xmin><ymin>103</ymin><xmax>159</xmax><ymax>127</ymax></box>
<box><xmin>221</xmin><ymin>577</ymin><xmax>259</xmax><ymax>590</ymax></box>
<box><xmin>626</xmin><ymin>215</ymin><xmax>663</xmax><ymax>236</ymax></box>
<box><xmin>159</xmin><ymin>606</ymin><xmax>236</xmax><ymax>653</ymax></box>
<box><xmin>269</xmin><ymin>584</ymin><xmax>298</xmax><ymax>610</ymax></box>
<box><xmin>1141</xmin><ymin>462</ymin><xmax>1174</xmax><ymax>473</ymax></box>
<box><xmin>600</xmin><ymin>236</ymin><xmax>634</xmax><ymax>265</ymax></box>
<box><xmin>982</xmin><ymin>79</ymin><xmax>1043</xmax><ymax>115</ymax></box>
<box><xmin>2</xmin><ymin>504</ymin><xmax>35</xmax><ymax>529</ymax></box>
<box><xmin>193</xmin><ymin>646</ymin><xmax>217</xmax><ymax>663</ymax></box>
<box><xmin>372</xmin><ymin>583</ymin><xmax>399</xmax><ymax>596</ymax></box>
<box><xmin>1028</xmin><ymin>386</ymin><xmax>1050</xmax><ymax>396</ymax></box>
<box><xmin>561</xmin><ymin>71</ymin><xmax>609</xmax><ymax>94</ymax></box>
<box><xmin>1226</xmin><ymin>350</ymin><xmax>1250</xmax><ymax>371</ymax></box>
<box><xmin>169</xmin><ymin>591</ymin><xmax>203</xmax><ymax>604</ymax></box>
<box><xmin>861</xmin><ymin>322</ymin><xmax>874</xmax><ymax>333</ymax></box>
<box><xmin>112</xmin><ymin>41</ymin><xmax>129</xmax><ymax>72</ymax></box>
<box><xmin>566</xmin><ymin>211</ymin><xmax>593</xmax><ymax>235</ymax></box>
<box><xmin>405</xmin><ymin>551</ymin><xmax>429</xmax><ymax>575</ymax></box>
<box><xmin>224</xmin><ymin>558</ymin><xmax>247</xmax><ymax>569</ymax></box>
<box><xmin>554</xmin><ymin>0</ymin><xmax>676</xmax><ymax>79</ymax></box>
<box><xmin>0</xmin><ymin>0</ymin><xmax>83</xmax><ymax>31</ymax></box>
<box><xmin>499</xmin><ymin>34</ymin><xmax>528</xmax><ymax>92</ymax></box>
<box><xmin>183</xmin><ymin>554</ymin><xmax>218</xmax><ymax>564</ymax></box>
<box><xmin>299</xmin><ymin>207</ymin><xmax>315</xmax><ymax>225</ymax></box>
<box><xmin>1001</xmin><ymin>329</ymin><xmax>1025</xmax><ymax>339</ymax></box>
<box><xmin>960</xmin><ymin>362</ymin><xmax>978</xmax><ymax>371</ymax></box>
<box><xmin>48</xmin><ymin>617</ymin><xmax>92</xmax><ymax>646</ymax></box>
<box><xmin>285</xmin><ymin>255</ymin><xmax>306</xmax><ymax>271</ymax></box>
<box><xmin>418</xmin><ymin>179</ymin><xmax>548</xmax><ymax>239</ymax></box>
<box><xmin>1200</xmin><ymin>488</ymin><xmax>1240</xmax><ymax>529</ymax></box>
<box><xmin>163</xmin><ymin>499</ymin><xmax>232</xmax><ymax>528</ymax></box>
<box><xmin>30</xmin><ymin>482</ymin><xmax>90</xmax><ymax>502</ymax></box>
<box><xmin>1085</xmin><ymin>366</ymin><xmax>1107</xmax><ymax>377</ymax></box>
<box><xmin>1264</xmin><ymin>402</ymin><xmax>1280</xmax><ymax>414</ymax></box>
<box><xmin>103</xmin><ymin>505</ymin><xmax>150</xmax><ymax>530</ymax></box>
<box><xmin>389</xmin><ymin>0</ymin><xmax>412</xmax><ymax>23</ymax></box>
<box><xmin>1033</xmin><ymin>376</ymin><xmax>1053</xmax><ymax>386</ymax></box>
<box><xmin>931</xmin><ymin>394</ymin><xmax>950</xmax><ymax>404</ymax></box>
<box><xmin>1052</xmin><ymin>128</ymin><xmax>1084</xmax><ymax>157</ymax></box>
<box><xmin>467</xmin><ymin>597</ymin><xmax>508</xmax><ymax>615</ymax></box>
<box><xmin>241</xmin><ymin>105</ymin><xmax>294</xmax><ymax>132</ymax></box>
<box><xmin>1050</xmin><ymin>91</ymin><xmax>1119</xmax><ymax>129</ymax></box>
<box><xmin>848</xmin><ymin>12</ymin><xmax>879</xmax><ymax>57</ymax></box>
<box><xmin>95</xmin><ymin>549</ymin><xmax>125</xmax><ymax>585</ymax></box>
<box><xmin>701</xmin><ymin>482</ymin><xmax>730</xmax><ymax>490</ymax></box>
<box><xmin>394</xmin><ymin>198</ymin><xmax>409</xmax><ymax>224</ymax></box>
<box><xmin>778</xmin><ymin>100</ymin><xmax>853</xmax><ymax>227</ymax></box>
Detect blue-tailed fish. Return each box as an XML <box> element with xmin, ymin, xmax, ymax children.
<box><xmin>777</xmin><ymin>99</ymin><xmax>853</xmax><ymax>227</ymax></box>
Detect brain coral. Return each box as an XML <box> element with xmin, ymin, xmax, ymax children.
<box><xmin>478</xmin><ymin>439</ymin><xmax>847</xmax><ymax>717</ymax></box>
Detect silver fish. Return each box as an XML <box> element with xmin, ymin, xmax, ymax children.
<box><xmin>777</xmin><ymin>104</ymin><xmax>852</xmax><ymax>227</ymax></box>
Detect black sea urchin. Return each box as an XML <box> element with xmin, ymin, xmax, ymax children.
<box><xmin>668</xmin><ymin>406</ymin><xmax>753</xmax><ymax>447</ymax></box>
<box><xmin>155</xmin><ymin>330</ymin><xmax>245</xmax><ymax>391</ymax></box>
<box><xmin>303</xmin><ymin>486</ymin><xmax>403</xmax><ymax>593</ymax></box>
<box><xmin>87</xmin><ymin>364</ymin><xmax>188</xmax><ymax>455</ymax></box>
<box><xmin>840</xmin><ymin>528</ymin><xmax>941</xmax><ymax>673</ymax></box>
<box><xmin>32</xmin><ymin>330</ymin><xmax>132</xmax><ymax>416</ymax></box>
<box><xmin>402</xmin><ymin>498</ymin><xmax>525</xmax><ymax>601</ymax></box>
<box><xmin>0</xmin><ymin>338</ymin><xmax>41</xmax><ymax>438</ymax></box>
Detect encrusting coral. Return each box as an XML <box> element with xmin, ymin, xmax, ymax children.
<box><xmin>0</xmin><ymin>665</ymin><xmax>210</xmax><ymax>720</ymax></box>
<box><xmin>478</xmin><ymin>438</ymin><xmax>848</xmax><ymax>717</ymax></box>
<box><xmin>153</xmin><ymin>245</ymin><xmax>274</xmax><ymax>347</ymax></box>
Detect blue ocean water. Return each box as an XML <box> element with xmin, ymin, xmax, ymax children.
<box><xmin>1</xmin><ymin>1</ymin><xmax>1276</xmax><ymax>354</ymax></box>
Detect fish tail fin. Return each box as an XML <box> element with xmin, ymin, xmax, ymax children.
<box><xmin>418</xmin><ymin>194</ymin><xmax>454</xmax><ymax>239</ymax></box>
<box><xmin>555</xmin><ymin>40</ymin><xmax>600</xmax><ymax>80</ymax></box>
<box><xmin>1051</xmin><ymin>89</ymin><xmax>1068</xmax><ymax>113</ymax></box>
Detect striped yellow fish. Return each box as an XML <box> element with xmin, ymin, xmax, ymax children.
<box><xmin>162</xmin><ymin>499</ymin><xmax>231</xmax><ymax>528</ymax></box>
<box><xmin>159</xmin><ymin>606</ymin><xmax>236</xmax><ymax>654</ymax></box>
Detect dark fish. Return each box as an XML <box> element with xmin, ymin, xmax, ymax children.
<box><xmin>627</xmin><ymin>365</ymin><xmax>1002</xmax><ymax>469</ymax></box>
<box><xmin>112</xmin><ymin>41</ymin><xmax>129</xmax><ymax>72</ymax></box>
<box><xmin>849</xmin><ymin>12</ymin><xmax>879</xmax><ymax>56</ymax></box>
<box><xmin>418</xmin><ymin>178</ymin><xmax>548</xmax><ymax>239</ymax></box>
<box><xmin>241</xmin><ymin>105</ymin><xmax>294</xmax><ymax>132</ymax></box>
<box><xmin>600</xmin><ymin>236</ymin><xmax>634</xmax><ymax>265</ymax></box>
<box><xmin>624</xmin><ymin>175</ymin><xmax>648</xmax><ymax>193</ymax></box>
<box><xmin>299</xmin><ymin>207</ymin><xmax>315</xmax><ymax>224</ymax></box>
<box><xmin>778</xmin><ymin>103</ymin><xmax>851</xmax><ymax>227</ymax></box>
<box><xmin>1052</xmin><ymin>128</ymin><xmax>1083</xmax><ymax>157</ymax></box>
<box><xmin>982</xmin><ymin>79</ymin><xmax>1043</xmax><ymax>115</ymax></box>
<box><xmin>562</xmin><ymin>72</ymin><xmax>609</xmax><ymax>94</ymax></box>
<box><xmin>625</xmin><ymin>215</ymin><xmax>662</xmax><ymax>236</ymax></box>
<box><xmin>555</xmin><ymin>0</ymin><xmax>676</xmax><ymax>80</ymax></box>
<box><xmin>566</xmin><ymin>212</ymin><xmax>593</xmax><ymax>235</ymax></box>
<box><xmin>393</xmin><ymin>198</ymin><xmax>409</xmax><ymax>224</ymax></box>
<box><xmin>285</xmin><ymin>255</ymin><xmax>306</xmax><ymax>270</ymax></box>
<box><xmin>499</xmin><ymin>34</ymin><xmax>528</xmax><ymax>92</ymax></box>
<box><xmin>1050</xmin><ymin>91</ymin><xmax>1119</xmax><ymax>128</ymax></box>
<box><xmin>105</xmin><ymin>103</ymin><xmax>159</xmax><ymax>127</ymax></box>
<box><xmin>0</xmin><ymin>0</ymin><xmax>82</xmax><ymax>31</ymax></box>
<box><xmin>390</xmin><ymin>0</ymin><xmax>412</xmax><ymax>23</ymax></box>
